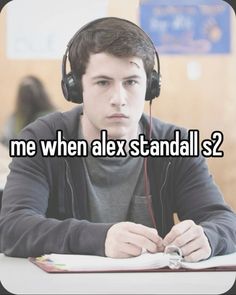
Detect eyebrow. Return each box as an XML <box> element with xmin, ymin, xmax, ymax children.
<box><xmin>91</xmin><ymin>75</ymin><xmax>142</xmax><ymax>81</ymax></box>
<box><xmin>91</xmin><ymin>75</ymin><xmax>113</xmax><ymax>81</ymax></box>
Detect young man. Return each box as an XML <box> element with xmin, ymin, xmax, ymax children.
<box><xmin>0</xmin><ymin>17</ymin><xmax>235</xmax><ymax>261</ymax></box>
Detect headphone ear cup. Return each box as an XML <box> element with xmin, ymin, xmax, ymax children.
<box><xmin>145</xmin><ymin>70</ymin><xmax>161</xmax><ymax>101</ymax></box>
<box><xmin>61</xmin><ymin>72</ymin><xmax>83</xmax><ymax>104</ymax></box>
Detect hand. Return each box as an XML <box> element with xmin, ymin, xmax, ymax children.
<box><xmin>163</xmin><ymin>220</ymin><xmax>211</xmax><ymax>262</ymax></box>
<box><xmin>105</xmin><ymin>222</ymin><xmax>164</xmax><ymax>258</ymax></box>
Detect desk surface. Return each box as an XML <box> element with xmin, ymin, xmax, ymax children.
<box><xmin>0</xmin><ymin>254</ymin><xmax>235</xmax><ymax>294</ymax></box>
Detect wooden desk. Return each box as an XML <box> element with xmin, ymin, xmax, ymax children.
<box><xmin>0</xmin><ymin>254</ymin><xmax>235</xmax><ymax>294</ymax></box>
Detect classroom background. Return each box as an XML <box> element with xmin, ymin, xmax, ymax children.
<box><xmin>0</xmin><ymin>0</ymin><xmax>235</xmax><ymax>210</ymax></box>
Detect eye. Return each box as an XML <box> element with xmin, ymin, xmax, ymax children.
<box><xmin>96</xmin><ymin>80</ymin><xmax>110</xmax><ymax>86</ymax></box>
<box><xmin>124</xmin><ymin>80</ymin><xmax>138</xmax><ymax>86</ymax></box>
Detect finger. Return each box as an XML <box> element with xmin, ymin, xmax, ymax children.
<box><xmin>169</xmin><ymin>224</ymin><xmax>203</xmax><ymax>248</ymax></box>
<box><xmin>179</xmin><ymin>233</ymin><xmax>211</xmax><ymax>258</ymax></box>
<box><xmin>127</xmin><ymin>223</ymin><xmax>162</xmax><ymax>245</ymax></box>
<box><xmin>163</xmin><ymin>220</ymin><xmax>195</xmax><ymax>246</ymax></box>
<box><xmin>105</xmin><ymin>239</ymin><xmax>142</xmax><ymax>258</ymax></box>
<box><xmin>125</xmin><ymin>231</ymin><xmax>163</xmax><ymax>253</ymax></box>
<box><xmin>119</xmin><ymin>243</ymin><xmax>143</xmax><ymax>258</ymax></box>
<box><xmin>180</xmin><ymin>237</ymin><xmax>202</xmax><ymax>257</ymax></box>
<box><xmin>181</xmin><ymin>236</ymin><xmax>211</xmax><ymax>260</ymax></box>
<box><xmin>184</xmin><ymin>247</ymin><xmax>211</xmax><ymax>262</ymax></box>
<box><xmin>127</xmin><ymin>233</ymin><xmax>164</xmax><ymax>253</ymax></box>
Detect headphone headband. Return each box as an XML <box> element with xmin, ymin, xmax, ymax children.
<box><xmin>61</xmin><ymin>17</ymin><xmax>161</xmax><ymax>103</ymax></box>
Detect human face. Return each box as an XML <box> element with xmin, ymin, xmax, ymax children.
<box><xmin>81</xmin><ymin>53</ymin><xmax>147</xmax><ymax>142</ymax></box>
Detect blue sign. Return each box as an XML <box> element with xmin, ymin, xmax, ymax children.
<box><xmin>140</xmin><ymin>0</ymin><xmax>231</xmax><ymax>54</ymax></box>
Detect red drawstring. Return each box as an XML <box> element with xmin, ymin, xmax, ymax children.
<box><xmin>143</xmin><ymin>99</ymin><xmax>157</xmax><ymax>229</ymax></box>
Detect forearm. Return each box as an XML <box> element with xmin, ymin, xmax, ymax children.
<box><xmin>0</xmin><ymin>210</ymin><xmax>112</xmax><ymax>257</ymax></box>
<box><xmin>172</xmin><ymin>153</ymin><xmax>236</xmax><ymax>257</ymax></box>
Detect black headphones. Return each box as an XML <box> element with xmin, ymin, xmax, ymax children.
<box><xmin>61</xmin><ymin>17</ymin><xmax>161</xmax><ymax>104</ymax></box>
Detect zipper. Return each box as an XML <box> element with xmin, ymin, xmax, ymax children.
<box><xmin>65</xmin><ymin>159</ymin><xmax>76</xmax><ymax>218</ymax></box>
<box><xmin>160</xmin><ymin>160</ymin><xmax>171</xmax><ymax>235</ymax></box>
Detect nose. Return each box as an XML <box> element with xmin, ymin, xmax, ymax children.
<box><xmin>109</xmin><ymin>83</ymin><xmax>127</xmax><ymax>107</ymax></box>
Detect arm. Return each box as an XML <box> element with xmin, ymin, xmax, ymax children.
<box><xmin>0</xmin><ymin>122</ymin><xmax>112</xmax><ymax>258</ymax></box>
<box><xmin>164</xmin><ymin>152</ymin><xmax>236</xmax><ymax>261</ymax></box>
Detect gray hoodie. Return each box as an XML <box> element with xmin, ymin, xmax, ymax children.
<box><xmin>0</xmin><ymin>106</ymin><xmax>235</xmax><ymax>257</ymax></box>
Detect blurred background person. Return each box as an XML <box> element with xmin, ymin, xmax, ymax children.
<box><xmin>0</xmin><ymin>75</ymin><xmax>55</xmax><ymax>146</ymax></box>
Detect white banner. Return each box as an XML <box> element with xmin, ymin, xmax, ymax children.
<box><xmin>6</xmin><ymin>0</ymin><xmax>108</xmax><ymax>59</ymax></box>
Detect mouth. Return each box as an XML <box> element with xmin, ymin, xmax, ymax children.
<box><xmin>107</xmin><ymin>113</ymin><xmax>129</xmax><ymax>119</ymax></box>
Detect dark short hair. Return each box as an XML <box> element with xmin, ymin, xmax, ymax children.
<box><xmin>68</xmin><ymin>18</ymin><xmax>155</xmax><ymax>81</ymax></box>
